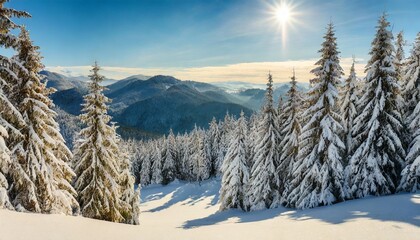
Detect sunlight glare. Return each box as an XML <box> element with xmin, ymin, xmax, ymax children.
<box><xmin>276</xmin><ymin>5</ymin><xmax>290</xmax><ymax>24</ymax></box>
<box><xmin>268</xmin><ymin>1</ymin><xmax>301</xmax><ymax>48</ymax></box>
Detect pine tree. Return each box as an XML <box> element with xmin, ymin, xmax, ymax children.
<box><xmin>219</xmin><ymin>111</ymin><xmax>250</xmax><ymax>211</ymax></box>
<box><xmin>0</xmin><ymin>125</ymin><xmax>12</xmax><ymax>209</ymax></box>
<box><xmin>277</xmin><ymin>96</ymin><xmax>284</xmax><ymax>115</ymax></box>
<box><xmin>181</xmin><ymin>134</ymin><xmax>193</xmax><ymax>180</ymax></box>
<box><xmin>246</xmin><ymin>113</ymin><xmax>260</xmax><ymax>169</ymax></box>
<box><xmin>340</xmin><ymin>58</ymin><xmax>359</xmax><ymax>159</ymax></box>
<box><xmin>151</xmin><ymin>141</ymin><xmax>163</xmax><ymax>184</ymax></box>
<box><xmin>396</xmin><ymin>31</ymin><xmax>410</xmax><ymax>146</ymax></box>
<box><xmin>286</xmin><ymin>23</ymin><xmax>346</xmax><ymax>209</ymax></box>
<box><xmin>118</xmin><ymin>137</ymin><xmax>141</xmax><ymax>225</ymax></box>
<box><xmin>206</xmin><ymin>117</ymin><xmax>221</xmax><ymax>176</ymax></box>
<box><xmin>9</xmin><ymin>28</ymin><xmax>78</xmax><ymax>214</ymax></box>
<box><xmin>0</xmin><ymin>0</ymin><xmax>30</xmax><ymax>102</ymax></box>
<box><xmin>131</xmin><ymin>142</ymin><xmax>143</xmax><ymax>184</ymax></box>
<box><xmin>0</xmin><ymin>0</ymin><xmax>29</xmax><ymax>210</ymax></box>
<box><xmin>402</xmin><ymin>33</ymin><xmax>420</xmax><ymax>121</ymax></box>
<box><xmin>191</xmin><ymin>127</ymin><xmax>210</xmax><ymax>183</ymax></box>
<box><xmin>139</xmin><ymin>146</ymin><xmax>151</xmax><ymax>186</ymax></box>
<box><xmin>168</xmin><ymin>129</ymin><xmax>180</xmax><ymax>177</ymax></box>
<box><xmin>248</xmin><ymin>73</ymin><xmax>282</xmax><ymax>210</ymax></box>
<box><xmin>162</xmin><ymin>135</ymin><xmax>176</xmax><ymax>185</ymax></box>
<box><xmin>276</xmin><ymin>96</ymin><xmax>287</xmax><ymax>147</ymax></box>
<box><xmin>398</xmin><ymin>32</ymin><xmax>420</xmax><ymax>193</ymax></box>
<box><xmin>347</xmin><ymin>15</ymin><xmax>405</xmax><ymax>198</ymax></box>
<box><xmin>398</xmin><ymin>97</ymin><xmax>420</xmax><ymax>192</ymax></box>
<box><xmin>277</xmin><ymin>71</ymin><xmax>302</xmax><ymax>201</ymax></box>
<box><xmin>217</xmin><ymin>113</ymin><xmax>233</xmax><ymax>175</ymax></box>
<box><xmin>73</xmin><ymin>63</ymin><xmax>125</xmax><ymax>222</ymax></box>
<box><xmin>395</xmin><ymin>31</ymin><xmax>406</xmax><ymax>84</ymax></box>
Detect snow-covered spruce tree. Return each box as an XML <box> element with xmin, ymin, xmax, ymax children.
<box><xmin>131</xmin><ymin>141</ymin><xmax>142</xmax><ymax>184</ymax></box>
<box><xmin>276</xmin><ymin>96</ymin><xmax>287</xmax><ymax>135</ymax></box>
<box><xmin>248</xmin><ymin>73</ymin><xmax>282</xmax><ymax>210</ymax></box>
<box><xmin>277</xmin><ymin>71</ymin><xmax>302</xmax><ymax>201</ymax></box>
<box><xmin>139</xmin><ymin>146</ymin><xmax>151</xmax><ymax>186</ymax></box>
<box><xmin>0</xmin><ymin>125</ymin><xmax>12</xmax><ymax>209</ymax></box>
<box><xmin>340</xmin><ymin>58</ymin><xmax>359</xmax><ymax>159</ymax></box>
<box><xmin>286</xmin><ymin>23</ymin><xmax>346</xmax><ymax>209</ymax></box>
<box><xmin>162</xmin><ymin>136</ymin><xmax>176</xmax><ymax>185</ymax></box>
<box><xmin>277</xmin><ymin>96</ymin><xmax>283</xmax><ymax>115</ymax></box>
<box><xmin>73</xmin><ymin>63</ymin><xmax>125</xmax><ymax>222</ymax></box>
<box><xmin>246</xmin><ymin>113</ymin><xmax>260</xmax><ymax>169</ymax></box>
<box><xmin>118</xmin><ymin>135</ymin><xmax>140</xmax><ymax>225</ymax></box>
<box><xmin>398</xmin><ymin>32</ymin><xmax>420</xmax><ymax>193</ymax></box>
<box><xmin>0</xmin><ymin>0</ymin><xmax>29</xmax><ymax>210</ymax></box>
<box><xmin>276</xmin><ymin>96</ymin><xmax>287</xmax><ymax>145</ymax></box>
<box><xmin>403</xmin><ymin>33</ymin><xmax>420</xmax><ymax>122</ymax></box>
<box><xmin>150</xmin><ymin>141</ymin><xmax>163</xmax><ymax>184</ymax></box>
<box><xmin>395</xmin><ymin>31</ymin><xmax>406</xmax><ymax>85</ymax></box>
<box><xmin>0</xmin><ymin>0</ymin><xmax>30</xmax><ymax>101</ymax></box>
<box><xmin>191</xmin><ymin>127</ymin><xmax>210</xmax><ymax>183</ymax></box>
<box><xmin>9</xmin><ymin>28</ymin><xmax>78</xmax><ymax>214</ymax></box>
<box><xmin>181</xmin><ymin>133</ymin><xmax>194</xmax><ymax>181</ymax></box>
<box><xmin>395</xmin><ymin>31</ymin><xmax>410</xmax><ymax>145</ymax></box>
<box><xmin>167</xmin><ymin>129</ymin><xmax>181</xmax><ymax>177</ymax></box>
<box><xmin>219</xmin><ymin>111</ymin><xmax>250</xmax><ymax>211</ymax></box>
<box><xmin>206</xmin><ymin>117</ymin><xmax>221</xmax><ymax>176</ymax></box>
<box><xmin>216</xmin><ymin>113</ymin><xmax>234</xmax><ymax>174</ymax></box>
<box><xmin>347</xmin><ymin>15</ymin><xmax>405</xmax><ymax>198</ymax></box>
<box><xmin>398</xmin><ymin>97</ymin><xmax>420</xmax><ymax>192</ymax></box>
<box><xmin>0</xmin><ymin>55</ymin><xmax>18</xmax><ymax>210</ymax></box>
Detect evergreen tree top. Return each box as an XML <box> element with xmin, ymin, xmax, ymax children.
<box><xmin>89</xmin><ymin>62</ymin><xmax>105</xmax><ymax>84</ymax></box>
<box><xmin>287</xmin><ymin>70</ymin><xmax>299</xmax><ymax>99</ymax></box>
<box><xmin>396</xmin><ymin>31</ymin><xmax>406</xmax><ymax>61</ymax></box>
<box><xmin>80</xmin><ymin>63</ymin><xmax>112</xmax><ymax>126</ymax></box>
<box><xmin>0</xmin><ymin>0</ymin><xmax>30</xmax><ymax>28</ymax></box>
<box><xmin>409</xmin><ymin>33</ymin><xmax>420</xmax><ymax>57</ymax></box>
<box><xmin>367</xmin><ymin>13</ymin><xmax>395</xmax><ymax>69</ymax></box>
<box><xmin>0</xmin><ymin>1</ymin><xmax>30</xmax><ymax>49</ymax></box>
<box><xmin>344</xmin><ymin>57</ymin><xmax>357</xmax><ymax>88</ymax></box>
<box><xmin>263</xmin><ymin>72</ymin><xmax>274</xmax><ymax>113</ymax></box>
<box><xmin>306</xmin><ymin>22</ymin><xmax>343</xmax><ymax>109</ymax></box>
<box><xmin>16</xmin><ymin>27</ymin><xmax>44</xmax><ymax>73</ymax></box>
<box><xmin>310</xmin><ymin>23</ymin><xmax>343</xmax><ymax>87</ymax></box>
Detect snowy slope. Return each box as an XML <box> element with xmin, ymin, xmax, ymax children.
<box><xmin>0</xmin><ymin>179</ymin><xmax>419</xmax><ymax>240</ymax></box>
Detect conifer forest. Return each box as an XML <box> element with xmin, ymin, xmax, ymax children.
<box><xmin>0</xmin><ymin>1</ymin><xmax>418</xmax><ymax>239</ymax></box>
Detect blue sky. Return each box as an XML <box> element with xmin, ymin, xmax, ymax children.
<box><xmin>9</xmin><ymin>0</ymin><xmax>420</xmax><ymax>82</ymax></box>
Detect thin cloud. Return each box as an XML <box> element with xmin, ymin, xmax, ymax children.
<box><xmin>46</xmin><ymin>58</ymin><xmax>366</xmax><ymax>84</ymax></box>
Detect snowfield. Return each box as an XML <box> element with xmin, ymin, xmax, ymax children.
<box><xmin>1</xmin><ymin>179</ymin><xmax>419</xmax><ymax>240</ymax></box>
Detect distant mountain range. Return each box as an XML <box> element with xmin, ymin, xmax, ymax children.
<box><xmin>41</xmin><ymin>71</ymin><xmax>307</xmax><ymax>139</ymax></box>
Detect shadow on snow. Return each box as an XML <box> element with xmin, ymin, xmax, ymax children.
<box><xmin>141</xmin><ymin>179</ymin><xmax>419</xmax><ymax>229</ymax></box>
<box><xmin>182</xmin><ymin>191</ymin><xmax>420</xmax><ymax>229</ymax></box>
<box><xmin>142</xmin><ymin>178</ymin><xmax>220</xmax><ymax>213</ymax></box>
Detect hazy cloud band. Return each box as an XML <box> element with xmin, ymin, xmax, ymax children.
<box><xmin>46</xmin><ymin>58</ymin><xmax>365</xmax><ymax>83</ymax></box>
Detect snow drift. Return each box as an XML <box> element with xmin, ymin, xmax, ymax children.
<box><xmin>0</xmin><ymin>179</ymin><xmax>419</xmax><ymax>240</ymax></box>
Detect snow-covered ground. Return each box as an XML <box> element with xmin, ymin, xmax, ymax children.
<box><xmin>1</xmin><ymin>179</ymin><xmax>419</xmax><ymax>240</ymax></box>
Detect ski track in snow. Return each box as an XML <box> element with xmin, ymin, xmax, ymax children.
<box><xmin>0</xmin><ymin>179</ymin><xmax>419</xmax><ymax>240</ymax></box>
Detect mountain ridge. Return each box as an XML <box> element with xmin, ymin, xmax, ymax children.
<box><xmin>42</xmin><ymin>70</ymin><xmax>307</xmax><ymax>138</ymax></box>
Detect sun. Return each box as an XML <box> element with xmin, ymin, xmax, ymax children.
<box><xmin>275</xmin><ymin>5</ymin><xmax>290</xmax><ymax>24</ymax></box>
<box><xmin>267</xmin><ymin>1</ymin><xmax>302</xmax><ymax>47</ymax></box>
